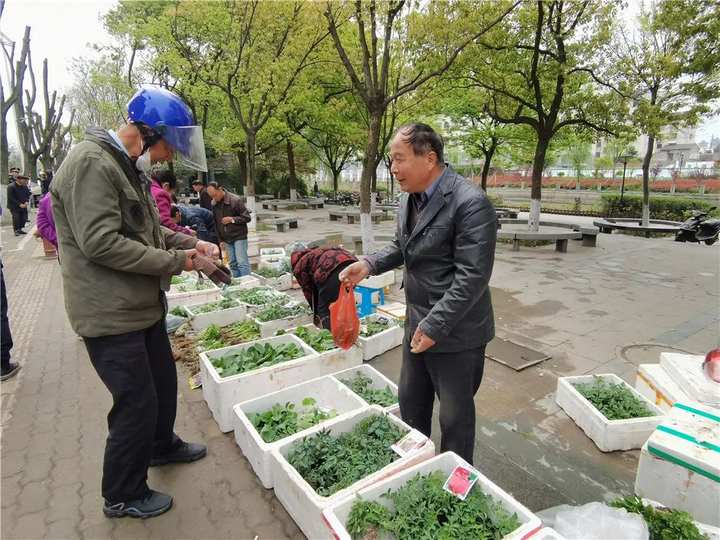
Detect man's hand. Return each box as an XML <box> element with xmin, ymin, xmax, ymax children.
<box><xmin>221</xmin><ymin>216</ymin><xmax>234</xmax><ymax>225</ymax></box>
<box><xmin>182</xmin><ymin>249</ymin><xmax>197</xmax><ymax>271</ymax></box>
<box><xmin>195</xmin><ymin>240</ymin><xmax>220</xmax><ymax>259</ymax></box>
<box><xmin>410</xmin><ymin>327</ymin><xmax>436</xmax><ymax>354</ymax></box>
<box><xmin>20</xmin><ymin>203</ymin><xmax>27</xmax><ymax>208</ymax></box>
<box><xmin>339</xmin><ymin>260</ymin><xmax>370</xmax><ymax>286</ymax></box>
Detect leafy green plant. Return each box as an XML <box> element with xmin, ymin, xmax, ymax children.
<box><xmin>171</xmin><ymin>275</ymin><xmax>188</xmax><ymax>285</ymax></box>
<box><xmin>191</xmin><ymin>297</ymin><xmax>239</xmax><ymax>315</ymax></box>
<box><xmin>250</xmin><ymin>398</ymin><xmax>337</xmax><ymax>443</ymax></box>
<box><xmin>173</xmin><ymin>279</ymin><xmax>215</xmax><ymax>292</ymax></box>
<box><xmin>198</xmin><ymin>320</ymin><xmax>260</xmax><ymax>351</ymax></box>
<box><xmin>346</xmin><ymin>471</ymin><xmax>521</xmax><ymax>540</ymax></box>
<box><xmin>360</xmin><ymin>317</ymin><xmax>394</xmax><ymax>337</ymax></box>
<box><xmin>574</xmin><ymin>376</ymin><xmax>654</xmax><ymax>420</ymax></box>
<box><xmin>293</xmin><ymin>326</ymin><xmax>336</xmax><ymax>352</ymax></box>
<box><xmin>340</xmin><ymin>372</ymin><xmax>397</xmax><ymax>407</ymax></box>
<box><xmin>210</xmin><ymin>342</ymin><xmax>303</xmax><ymax>377</ymax></box>
<box><xmin>611</xmin><ymin>496</ymin><xmax>708</xmax><ymax>540</ymax></box>
<box><xmin>169</xmin><ymin>306</ymin><xmax>188</xmax><ymax>317</ymax></box>
<box><xmin>287</xmin><ymin>414</ymin><xmax>405</xmax><ymax>497</ymax></box>
<box><xmin>255</xmin><ymin>266</ymin><xmax>286</xmax><ymax>278</ymax></box>
<box><xmin>255</xmin><ymin>303</ymin><xmax>309</xmax><ymax>322</ymax></box>
<box><xmin>231</xmin><ymin>287</ymin><xmax>288</xmax><ymax>305</ymax></box>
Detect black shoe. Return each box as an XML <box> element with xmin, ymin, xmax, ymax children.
<box><xmin>13</xmin><ymin>231</ymin><xmax>21</xmax><ymax>236</ymax></box>
<box><xmin>1</xmin><ymin>363</ymin><xmax>21</xmax><ymax>381</ymax></box>
<box><xmin>103</xmin><ymin>490</ymin><xmax>173</xmax><ymax>519</ymax></box>
<box><xmin>16</xmin><ymin>229</ymin><xmax>27</xmax><ymax>235</ymax></box>
<box><xmin>150</xmin><ymin>440</ymin><xmax>207</xmax><ymax>466</ymax></box>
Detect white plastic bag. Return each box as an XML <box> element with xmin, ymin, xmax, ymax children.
<box><xmin>537</xmin><ymin>502</ymin><xmax>649</xmax><ymax>540</ymax></box>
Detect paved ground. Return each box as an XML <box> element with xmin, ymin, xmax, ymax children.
<box><xmin>1</xmin><ymin>205</ymin><xmax>718</xmax><ymax>539</ymax></box>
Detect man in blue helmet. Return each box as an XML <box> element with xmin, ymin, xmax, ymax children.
<box><xmin>51</xmin><ymin>86</ymin><xmax>216</xmax><ymax>519</ymax></box>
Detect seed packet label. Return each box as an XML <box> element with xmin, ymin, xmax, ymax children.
<box><xmin>188</xmin><ymin>373</ymin><xmax>202</xmax><ymax>390</ymax></box>
<box><xmin>443</xmin><ymin>465</ymin><xmax>480</xmax><ymax>500</ymax></box>
<box><xmin>391</xmin><ymin>429</ymin><xmax>427</xmax><ymax>457</ymax></box>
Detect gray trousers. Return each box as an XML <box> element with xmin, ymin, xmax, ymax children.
<box><xmin>398</xmin><ymin>339</ymin><xmax>486</xmax><ymax>464</ymax></box>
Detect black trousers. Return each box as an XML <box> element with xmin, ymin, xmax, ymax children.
<box><xmin>83</xmin><ymin>318</ymin><xmax>179</xmax><ymax>503</ymax></box>
<box><xmin>398</xmin><ymin>339</ymin><xmax>486</xmax><ymax>464</ymax></box>
<box><xmin>10</xmin><ymin>209</ymin><xmax>27</xmax><ymax>232</ymax></box>
<box><xmin>1</xmin><ymin>263</ymin><xmax>13</xmax><ymax>370</ymax></box>
<box><xmin>314</xmin><ymin>261</ymin><xmax>354</xmax><ymax>330</ymax></box>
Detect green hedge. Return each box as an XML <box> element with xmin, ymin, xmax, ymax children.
<box><xmin>601</xmin><ymin>194</ymin><xmax>719</xmax><ymax>221</ymax></box>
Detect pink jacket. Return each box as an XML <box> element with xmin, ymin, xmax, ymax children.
<box><xmin>150</xmin><ymin>178</ymin><xmax>193</xmax><ymax>235</ymax></box>
<box><xmin>37</xmin><ymin>193</ymin><xmax>57</xmax><ymax>247</ymax></box>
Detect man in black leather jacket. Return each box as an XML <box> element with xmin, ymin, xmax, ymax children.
<box><xmin>340</xmin><ymin>123</ymin><xmax>496</xmax><ymax>464</ymax></box>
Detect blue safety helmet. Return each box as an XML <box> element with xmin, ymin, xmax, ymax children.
<box><xmin>127</xmin><ymin>86</ymin><xmax>207</xmax><ymax>172</ymax></box>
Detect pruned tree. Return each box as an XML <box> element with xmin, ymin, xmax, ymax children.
<box><xmin>40</xmin><ymin>111</ymin><xmax>75</xmax><ymax>172</ymax></box>
<box><xmin>14</xmin><ymin>53</ymin><xmax>69</xmax><ymax>178</ymax></box>
<box><xmin>0</xmin><ymin>7</ymin><xmax>30</xmax><ymax>182</ymax></box>
<box><xmin>323</xmin><ymin>0</ymin><xmax>520</xmax><ymax>253</ymax></box>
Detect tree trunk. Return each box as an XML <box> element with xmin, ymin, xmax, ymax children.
<box><xmin>237</xmin><ymin>150</ymin><xmax>247</xmax><ymax>188</ymax></box>
<box><xmin>331</xmin><ymin>169</ymin><xmax>340</xmax><ymax>194</ymax></box>
<box><xmin>0</xmin><ymin>118</ymin><xmax>8</xmax><ymax>186</ymax></box>
<box><xmin>641</xmin><ymin>135</ymin><xmax>654</xmax><ymax>227</ymax></box>
<box><xmin>529</xmin><ymin>135</ymin><xmax>549</xmax><ymax>231</ymax></box>
<box><xmin>480</xmin><ymin>143</ymin><xmax>497</xmax><ymax>192</ymax></box>
<box><xmin>359</xmin><ymin>111</ymin><xmax>382</xmax><ymax>254</ymax></box>
<box><xmin>286</xmin><ymin>139</ymin><xmax>298</xmax><ymax>201</ymax></box>
<box><xmin>245</xmin><ymin>132</ymin><xmax>257</xmax><ymax>230</ymax></box>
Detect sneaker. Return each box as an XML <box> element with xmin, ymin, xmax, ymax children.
<box><xmin>1</xmin><ymin>363</ymin><xmax>21</xmax><ymax>381</ymax></box>
<box><xmin>150</xmin><ymin>440</ymin><xmax>207</xmax><ymax>466</ymax></box>
<box><xmin>103</xmin><ymin>490</ymin><xmax>173</xmax><ymax>519</ymax></box>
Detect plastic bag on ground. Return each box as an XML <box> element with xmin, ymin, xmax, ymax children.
<box><xmin>537</xmin><ymin>502</ymin><xmax>649</xmax><ymax>540</ymax></box>
<box><xmin>329</xmin><ymin>284</ymin><xmax>359</xmax><ymax>350</ymax></box>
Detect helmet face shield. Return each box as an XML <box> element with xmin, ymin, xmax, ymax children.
<box><xmin>159</xmin><ymin>125</ymin><xmax>208</xmax><ymax>172</ymax></box>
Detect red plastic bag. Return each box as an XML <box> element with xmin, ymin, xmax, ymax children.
<box><xmin>330</xmin><ymin>284</ymin><xmax>360</xmax><ymax>350</ymax></box>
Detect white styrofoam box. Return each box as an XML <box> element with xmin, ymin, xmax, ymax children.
<box><xmin>223</xmin><ymin>275</ymin><xmax>262</xmax><ymax>294</ymax></box>
<box><xmin>322</xmin><ymin>451</ymin><xmax>542</xmax><ymax>540</ymax></box>
<box><xmin>185</xmin><ymin>299</ymin><xmax>247</xmax><ymax>332</ymax></box>
<box><xmin>251</xmin><ymin>271</ymin><xmax>292</xmax><ymax>291</ymax></box>
<box><xmin>260</xmin><ymin>247</ymin><xmax>286</xmax><ymax>257</ymax></box>
<box><xmin>200</xmin><ymin>333</ymin><xmax>362</xmax><ymax>432</ymax></box>
<box><xmin>555</xmin><ymin>374</ymin><xmax>665</xmax><ymax>452</ymax></box>
<box><xmin>635</xmin><ymin>401</ymin><xmax>720</xmax><ymax>526</ymax></box>
<box><xmin>232</xmin><ymin>376</ymin><xmax>367</xmax><ymax>488</ymax></box>
<box><xmin>332</xmin><ymin>364</ymin><xmax>400</xmax><ymax>415</ymax></box>
<box><xmin>167</xmin><ymin>280</ymin><xmax>221</xmax><ymax>309</ymax></box>
<box><xmin>287</xmin><ymin>324</ymin><xmax>364</xmax><ymax>368</ymax></box>
<box><xmin>659</xmin><ymin>352</ymin><xmax>719</xmax><ymax>407</ymax></box>
<box><xmin>361</xmin><ymin>270</ymin><xmax>395</xmax><ymax>289</ymax></box>
<box><xmin>635</xmin><ymin>364</ymin><xmax>691</xmax><ymax>412</ymax></box>
<box><xmin>358</xmin><ymin>314</ymin><xmax>404</xmax><ymax>361</ymax></box>
<box><xmin>254</xmin><ymin>312</ymin><xmax>314</xmax><ymax>338</ymax></box>
<box><xmin>375</xmin><ymin>301</ymin><xmax>407</xmax><ymax>321</ymax></box>
<box><xmin>229</xmin><ymin>287</ymin><xmax>290</xmax><ymax>314</ymax></box>
<box><xmin>533</xmin><ymin>528</ymin><xmax>567</xmax><ymax>539</ymax></box>
<box><xmin>270</xmin><ymin>406</ymin><xmax>435</xmax><ymax>540</ymax></box>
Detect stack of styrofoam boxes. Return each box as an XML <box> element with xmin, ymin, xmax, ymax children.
<box><xmin>322</xmin><ymin>452</ymin><xmax>542</xmax><ymax>540</ymax></box>
<box><xmin>359</xmin><ymin>270</ymin><xmax>395</xmax><ymax>294</ymax></box>
<box><xmin>270</xmin><ymin>406</ymin><xmax>435</xmax><ymax>540</ymax></box>
<box><xmin>258</xmin><ymin>247</ymin><xmax>286</xmax><ymax>272</ymax></box>
<box><xmin>232</xmin><ymin>376</ymin><xmax>368</xmax><ymax>488</ymax></box>
<box><xmin>253</xmin><ymin>304</ymin><xmax>314</xmax><ymax>338</ymax></box>
<box><xmin>635</xmin><ymin>363</ymin><xmax>691</xmax><ymax>413</ymax></box>
<box><xmin>251</xmin><ymin>271</ymin><xmax>292</xmax><ymax>291</ymax></box>
<box><xmin>332</xmin><ymin>365</ymin><xmax>400</xmax><ymax>416</ymax></box>
<box><xmin>660</xmin><ymin>352</ymin><xmax>720</xmax><ymax>409</ymax></box>
<box><xmin>376</xmin><ymin>301</ymin><xmax>407</xmax><ymax>322</ymax></box>
<box><xmin>555</xmin><ymin>374</ymin><xmax>665</xmax><ymax>451</ymax></box>
<box><xmin>167</xmin><ymin>276</ymin><xmax>221</xmax><ymax>309</ymax></box>
<box><xmin>184</xmin><ymin>298</ymin><xmax>247</xmax><ymax>332</ymax></box>
<box><xmin>199</xmin><ymin>334</ymin><xmax>363</xmax><ymax>432</ymax></box>
<box><xmin>635</xmin><ymin>401</ymin><xmax>720</xmax><ymax>528</ymax></box>
<box><xmin>358</xmin><ymin>314</ymin><xmax>404</xmax><ymax>361</ymax></box>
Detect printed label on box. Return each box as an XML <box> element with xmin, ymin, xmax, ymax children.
<box><xmin>391</xmin><ymin>429</ymin><xmax>427</xmax><ymax>457</ymax></box>
<box><xmin>443</xmin><ymin>465</ymin><xmax>480</xmax><ymax>500</ymax></box>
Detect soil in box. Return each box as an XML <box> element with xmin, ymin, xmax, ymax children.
<box><xmin>574</xmin><ymin>376</ymin><xmax>655</xmax><ymax>421</ymax></box>
<box><xmin>251</xmin><ymin>398</ymin><xmax>337</xmax><ymax>444</ymax></box>
<box><xmin>197</xmin><ymin>321</ymin><xmax>261</xmax><ymax>351</ymax></box>
<box><xmin>339</xmin><ymin>371</ymin><xmax>398</xmax><ymax>408</ymax></box>
<box><xmin>211</xmin><ymin>341</ymin><xmax>304</xmax><ymax>378</ymax></box>
<box><xmin>288</xmin><ymin>414</ymin><xmax>406</xmax><ymax>497</ymax></box>
<box><xmin>346</xmin><ymin>471</ymin><xmax>521</xmax><ymax>540</ymax></box>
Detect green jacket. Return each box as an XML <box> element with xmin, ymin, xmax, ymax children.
<box><xmin>51</xmin><ymin>128</ymin><xmax>197</xmax><ymax>337</ymax></box>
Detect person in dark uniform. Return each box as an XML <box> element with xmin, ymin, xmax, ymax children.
<box><xmin>289</xmin><ymin>243</ymin><xmax>358</xmax><ymax>330</ymax></box>
<box><xmin>6</xmin><ymin>174</ymin><xmax>31</xmax><ymax>236</ymax></box>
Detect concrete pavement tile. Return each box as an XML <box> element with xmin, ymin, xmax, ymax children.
<box><xmin>46</xmin><ymin>518</ymin><xmax>81</xmax><ymax>539</ymax></box>
<box><xmin>16</xmin><ymin>480</ymin><xmax>51</xmax><ymax>516</ymax></box>
<box><xmin>1</xmin><ymin>450</ymin><xmax>26</xmax><ymax>478</ymax></box>
<box><xmin>9</xmin><ymin>510</ymin><xmax>46</xmax><ymax>540</ymax></box>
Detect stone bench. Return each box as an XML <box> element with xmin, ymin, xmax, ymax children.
<box><xmin>345</xmin><ymin>234</ymin><xmax>396</xmax><ymax>254</ymax></box>
<box><xmin>328</xmin><ymin>210</ymin><xmax>383</xmax><ymax>224</ymax></box>
<box><xmin>262</xmin><ymin>200</ymin><xmax>308</xmax><ymax>211</ymax></box>
<box><xmin>593</xmin><ymin>218</ymin><xmax>681</xmax><ymax>238</ymax></box>
<box><xmin>499</xmin><ymin>219</ymin><xmax>599</xmax><ymax>248</ymax></box>
<box><xmin>495</xmin><ymin>207</ymin><xmax>519</xmax><ymax>219</ymax></box>
<box><xmin>257</xmin><ymin>212</ymin><xmax>298</xmax><ymax>232</ymax></box>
